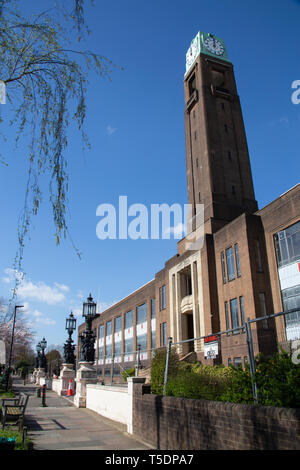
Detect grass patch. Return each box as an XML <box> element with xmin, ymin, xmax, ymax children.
<box><xmin>0</xmin><ymin>427</ymin><xmax>32</xmax><ymax>450</ymax></box>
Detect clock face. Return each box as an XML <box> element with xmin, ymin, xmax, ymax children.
<box><xmin>186</xmin><ymin>39</ymin><xmax>198</xmax><ymax>68</ymax></box>
<box><xmin>203</xmin><ymin>37</ymin><xmax>224</xmax><ymax>56</ymax></box>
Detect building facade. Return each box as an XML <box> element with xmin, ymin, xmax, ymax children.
<box><xmin>77</xmin><ymin>32</ymin><xmax>300</xmax><ymax>380</ymax></box>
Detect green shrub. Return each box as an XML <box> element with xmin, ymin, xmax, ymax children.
<box><xmin>166</xmin><ymin>364</ymin><xmax>234</xmax><ymax>401</ymax></box>
<box><xmin>220</xmin><ymin>352</ymin><xmax>300</xmax><ymax>408</ymax></box>
<box><xmin>150</xmin><ymin>348</ymin><xmax>179</xmax><ymax>395</ymax></box>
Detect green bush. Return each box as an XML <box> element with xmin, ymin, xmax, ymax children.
<box><xmin>151</xmin><ymin>350</ymin><xmax>300</xmax><ymax>408</ymax></box>
<box><xmin>150</xmin><ymin>348</ymin><xmax>180</xmax><ymax>395</ymax></box>
<box><xmin>220</xmin><ymin>352</ymin><xmax>300</xmax><ymax>408</ymax></box>
<box><xmin>166</xmin><ymin>364</ymin><xmax>234</xmax><ymax>401</ymax></box>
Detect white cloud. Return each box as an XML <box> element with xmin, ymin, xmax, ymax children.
<box><xmin>54</xmin><ymin>282</ymin><xmax>69</xmax><ymax>293</ymax></box>
<box><xmin>106</xmin><ymin>125</ymin><xmax>117</xmax><ymax>136</ymax></box>
<box><xmin>1</xmin><ymin>269</ymin><xmax>68</xmax><ymax>305</ymax></box>
<box><xmin>163</xmin><ymin>222</ymin><xmax>186</xmax><ymax>239</ymax></box>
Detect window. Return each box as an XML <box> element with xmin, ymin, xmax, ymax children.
<box><xmin>194</xmin><ymin>131</ymin><xmax>197</xmax><ymax>140</ymax></box>
<box><xmin>228</xmin><ymin>150</ymin><xmax>232</xmax><ymax>160</ymax></box>
<box><xmin>196</xmin><ymin>158</ymin><xmax>199</xmax><ymax>167</ymax></box>
<box><xmin>137</xmin><ymin>334</ymin><xmax>147</xmax><ymax>352</ymax></box>
<box><xmin>125</xmin><ymin>310</ymin><xmax>133</xmax><ymax>329</ymax></box>
<box><xmin>137</xmin><ymin>303</ymin><xmax>147</xmax><ymax>324</ymax></box>
<box><xmin>221</xmin><ymin>251</ymin><xmax>227</xmax><ymax>284</ymax></box>
<box><xmin>106</xmin><ymin>343</ymin><xmax>112</xmax><ymax>359</ymax></box>
<box><xmin>114</xmin><ymin>341</ymin><xmax>121</xmax><ymax>356</ymax></box>
<box><xmin>232</xmin><ymin>185</ymin><xmax>236</xmax><ymax>195</ymax></box>
<box><xmin>151</xmin><ymin>330</ymin><xmax>156</xmax><ymax>350</ymax></box>
<box><xmin>282</xmin><ymin>285</ymin><xmax>300</xmax><ymax>330</ymax></box>
<box><xmin>225</xmin><ymin>301</ymin><xmax>230</xmax><ymax>331</ymax></box>
<box><xmin>99</xmin><ymin>325</ymin><xmax>104</xmax><ymax>339</ymax></box>
<box><xmin>98</xmin><ymin>346</ymin><xmax>104</xmax><ymax>361</ymax></box>
<box><xmin>124</xmin><ymin>337</ymin><xmax>133</xmax><ymax>354</ymax></box>
<box><xmin>235</xmin><ymin>243</ymin><xmax>241</xmax><ymax>277</ymax></box>
<box><xmin>233</xmin><ymin>357</ymin><xmax>242</xmax><ymax>369</ymax></box>
<box><xmin>230</xmin><ymin>298</ymin><xmax>239</xmax><ymax>331</ymax></box>
<box><xmin>188</xmin><ymin>74</ymin><xmax>196</xmax><ymax>96</ymax></box>
<box><xmin>151</xmin><ymin>299</ymin><xmax>156</xmax><ymax>319</ymax></box>
<box><xmin>255</xmin><ymin>239</ymin><xmax>263</xmax><ymax>272</ymax></box>
<box><xmin>239</xmin><ymin>296</ymin><xmax>245</xmax><ymax>326</ymax></box>
<box><xmin>228</xmin><ymin>358</ymin><xmax>232</xmax><ymax>366</ymax></box>
<box><xmin>114</xmin><ymin>316</ymin><xmax>122</xmax><ymax>333</ymax></box>
<box><xmin>198</xmin><ymin>192</ymin><xmax>201</xmax><ymax>202</ymax></box>
<box><xmin>274</xmin><ymin>221</ymin><xmax>300</xmax><ymax>268</ymax></box>
<box><xmin>106</xmin><ymin>321</ymin><xmax>112</xmax><ymax>336</ymax></box>
<box><xmin>160</xmin><ymin>322</ymin><xmax>167</xmax><ymax>347</ymax></box>
<box><xmin>159</xmin><ymin>285</ymin><xmax>166</xmax><ymax>310</ymax></box>
<box><xmin>224</xmin><ymin>124</ymin><xmax>228</xmax><ymax>133</ymax></box>
<box><xmin>226</xmin><ymin>247</ymin><xmax>235</xmax><ymax>281</ymax></box>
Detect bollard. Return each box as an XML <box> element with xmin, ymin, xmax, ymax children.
<box><xmin>42</xmin><ymin>384</ymin><xmax>47</xmax><ymax>407</ymax></box>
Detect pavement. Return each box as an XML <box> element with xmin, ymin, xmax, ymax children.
<box><xmin>12</xmin><ymin>379</ymin><xmax>151</xmax><ymax>451</ymax></box>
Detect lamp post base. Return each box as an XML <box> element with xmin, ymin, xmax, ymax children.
<box><xmin>74</xmin><ymin>362</ymin><xmax>98</xmax><ymax>408</ymax></box>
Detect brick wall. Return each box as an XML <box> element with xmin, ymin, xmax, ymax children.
<box><xmin>132</xmin><ymin>384</ymin><xmax>300</xmax><ymax>450</ymax></box>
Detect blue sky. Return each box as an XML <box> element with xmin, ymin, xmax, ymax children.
<box><xmin>0</xmin><ymin>0</ymin><xmax>299</xmax><ymax>350</ymax></box>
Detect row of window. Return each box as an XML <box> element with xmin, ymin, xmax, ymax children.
<box><xmin>98</xmin><ymin>299</ymin><xmax>157</xmax><ymax>339</ymax></box>
<box><xmin>225</xmin><ymin>292</ymin><xmax>269</xmax><ymax>332</ymax></box>
<box><xmin>274</xmin><ymin>220</ymin><xmax>300</xmax><ymax>268</ymax></box>
<box><xmin>221</xmin><ymin>239</ymin><xmax>264</xmax><ymax>284</ymax></box>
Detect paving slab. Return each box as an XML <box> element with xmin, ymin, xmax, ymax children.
<box><xmin>12</xmin><ymin>379</ymin><xmax>151</xmax><ymax>451</ymax></box>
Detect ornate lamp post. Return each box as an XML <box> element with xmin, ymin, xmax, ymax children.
<box><xmin>79</xmin><ymin>294</ymin><xmax>97</xmax><ymax>363</ymax></box>
<box><xmin>74</xmin><ymin>293</ymin><xmax>98</xmax><ymax>408</ymax></box>
<box><xmin>39</xmin><ymin>337</ymin><xmax>47</xmax><ymax>370</ymax></box>
<box><xmin>63</xmin><ymin>312</ymin><xmax>77</xmax><ymax>365</ymax></box>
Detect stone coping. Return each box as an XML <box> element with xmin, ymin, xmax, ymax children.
<box><xmin>86</xmin><ymin>384</ymin><xmax>128</xmax><ymax>393</ymax></box>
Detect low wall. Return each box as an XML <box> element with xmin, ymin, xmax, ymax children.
<box><xmin>86</xmin><ymin>384</ymin><xmax>130</xmax><ymax>427</ymax></box>
<box><xmin>52</xmin><ymin>378</ymin><xmax>61</xmax><ymax>395</ymax></box>
<box><xmin>132</xmin><ymin>384</ymin><xmax>300</xmax><ymax>450</ymax></box>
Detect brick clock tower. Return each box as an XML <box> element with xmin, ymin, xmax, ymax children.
<box><xmin>184</xmin><ymin>32</ymin><xmax>258</xmax><ymax>234</ymax></box>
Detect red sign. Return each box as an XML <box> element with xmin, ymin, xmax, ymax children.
<box><xmin>204</xmin><ymin>335</ymin><xmax>218</xmax><ymax>343</ymax></box>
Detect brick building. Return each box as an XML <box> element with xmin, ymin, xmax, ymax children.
<box><xmin>77</xmin><ymin>32</ymin><xmax>300</xmax><ymax>380</ymax></box>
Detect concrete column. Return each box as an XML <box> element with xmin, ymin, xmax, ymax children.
<box><xmin>175</xmin><ymin>272</ymin><xmax>183</xmax><ymax>355</ymax></box>
<box><xmin>127</xmin><ymin>377</ymin><xmax>146</xmax><ymax>435</ymax></box>
<box><xmin>74</xmin><ymin>361</ymin><xmax>98</xmax><ymax>408</ymax></box>
<box><xmin>192</xmin><ymin>261</ymin><xmax>202</xmax><ymax>352</ymax></box>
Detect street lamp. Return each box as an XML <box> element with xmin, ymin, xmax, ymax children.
<box><xmin>39</xmin><ymin>337</ymin><xmax>47</xmax><ymax>370</ymax></box>
<box><xmin>63</xmin><ymin>312</ymin><xmax>77</xmax><ymax>365</ymax></box>
<box><xmin>5</xmin><ymin>304</ymin><xmax>24</xmax><ymax>391</ymax></box>
<box><xmin>79</xmin><ymin>294</ymin><xmax>97</xmax><ymax>363</ymax></box>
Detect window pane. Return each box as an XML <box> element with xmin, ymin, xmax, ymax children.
<box><xmin>151</xmin><ymin>299</ymin><xmax>156</xmax><ymax>319</ymax></box>
<box><xmin>235</xmin><ymin>244</ymin><xmax>241</xmax><ymax>277</ymax></box>
<box><xmin>230</xmin><ymin>298</ymin><xmax>239</xmax><ymax>330</ymax></box>
<box><xmin>125</xmin><ymin>310</ymin><xmax>133</xmax><ymax>329</ymax></box>
<box><xmin>106</xmin><ymin>321</ymin><xmax>112</xmax><ymax>336</ymax></box>
<box><xmin>137</xmin><ymin>303</ymin><xmax>147</xmax><ymax>324</ymax></box>
<box><xmin>221</xmin><ymin>251</ymin><xmax>226</xmax><ymax>283</ymax></box>
<box><xmin>137</xmin><ymin>334</ymin><xmax>147</xmax><ymax>352</ymax></box>
<box><xmin>226</xmin><ymin>247</ymin><xmax>235</xmax><ymax>281</ymax></box>
<box><xmin>114</xmin><ymin>316</ymin><xmax>122</xmax><ymax>333</ymax></box>
<box><xmin>124</xmin><ymin>337</ymin><xmax>133</xmax><ymax>354</ymax></box>
<box><xmin>239</xmin><ymin>296</ymin><xmax>245</xmax><ymax>325</ymax></box>
<box><xmin>225</xmin><ymin>301</ymin><xmax>230</xmax><ymax>330</ymax></box>
<box><xmin>99</xmin><ymin>325</ymin><xmax>104</xmax><ymax>339</ymax></box>
<box><xmin>162</xmin><ymin>285</ymin><xmax>166</xmax><ymax>309</ymax></box>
